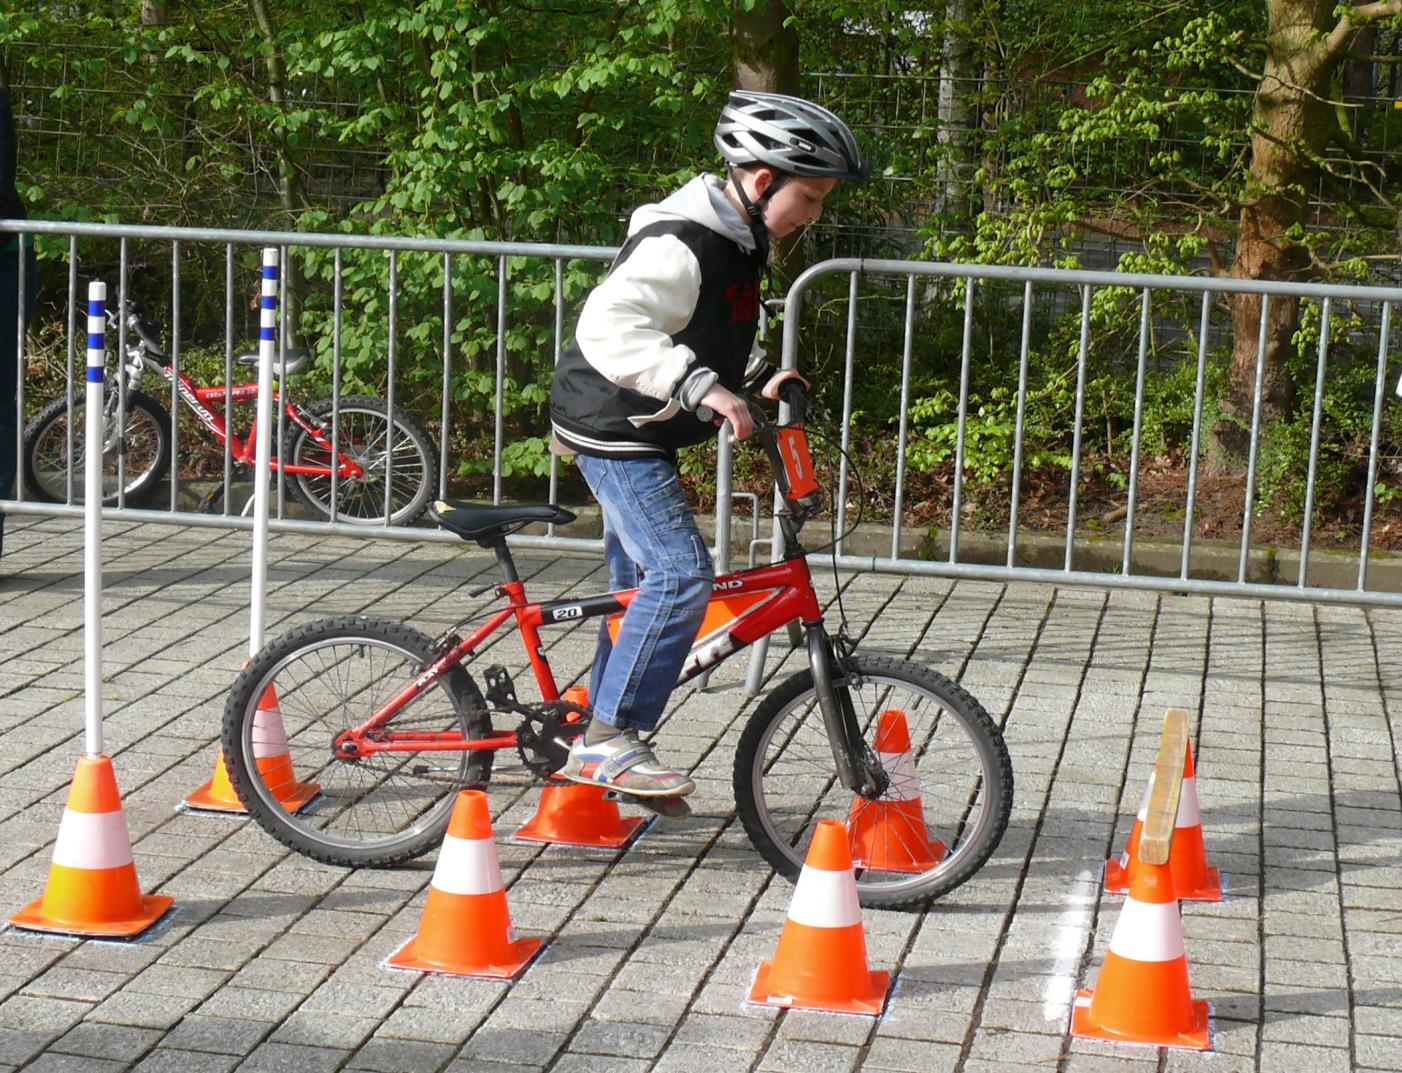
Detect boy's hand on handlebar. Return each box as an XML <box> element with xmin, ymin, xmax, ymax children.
<box><xmin>698</xmin><ymin>384</ymin><xmax>754</xmax><ymax>442</ymax></box>
<box><xmin>760</xmin><ymin>369</ymin><xmax>810</xmax><ymax>402</ymax></box>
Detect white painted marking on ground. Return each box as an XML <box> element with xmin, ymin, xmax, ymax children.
<box><xmin>1043</xmin><ymin>867</ymin><xmax>1099</xmax><ymax>1023</ymax></box>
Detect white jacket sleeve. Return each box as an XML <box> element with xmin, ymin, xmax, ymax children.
<box><xmin>574</xmin><ymin>233</ymin><xmax>702</xmax><ymax>401</ymax></box>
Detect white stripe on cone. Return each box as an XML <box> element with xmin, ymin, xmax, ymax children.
<box><xmin>431</xmin><ymin>833</ymin><xmax>504</xmax><ymax>896</ymax></box>
<box><xmin>786</xmin><ymin>864</ymin><xmax>862</xmax><ymax>929</ymax></box>
<box><xmin>251</xmin><ymin>707</ymin><xmax>290</xmax><ymax>758</ymax></box>
<box><xmin>874</xmin><ymin>749</ymin><xmax>919</xmax><ymax>802</ymax></box>
<box><xmin>1107</xmin><ymin>899</ymin><xmax>1185</xmax><ymax>962</ymax></box>
<box><xmin>51</xmin><ymin>809</ymin><xmax>136</xmax><ymax>870</ymax></box>
<box><xmin>1176</xmin><ymin>776</ymin><xmax>1201</xmax><ymax>827</ymax></box>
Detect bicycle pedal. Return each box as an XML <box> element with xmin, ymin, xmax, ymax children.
<box><xmin>483</xmin><ymin>665</ymin><xmax>517</xmax><ymax>707</ymax></box>
<box><xmin>603</xmin><ymin>791</ymin><xmax>692</xmax><ymax>820</ymax></box>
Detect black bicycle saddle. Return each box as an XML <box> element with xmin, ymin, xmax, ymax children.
<box><xmin>430</xmin><ymin>499</ymin><xmax>576</xmax><ymax>546</ymax></box>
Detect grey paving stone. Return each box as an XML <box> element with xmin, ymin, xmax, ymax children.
<box><xmin>457</xmin><ymin>1027</ymin><xmax>568</xmax><ymax>1066</ymax></box>
<box><xmin>757</xmin><ymin>1039</ymin><xmax>860</xmax><ymax>1073</ymax></box>
<box><xmin>345</xmin><ymin>1038</ymin><xmax>457</xmax><ymax>1072</ymax></box>
<box><xmin>269</xmin><ymin>1011</ymin><xmax>380</xmax><ymax>1051</ymax></box>
<box><xmin>18</xmin><ymin>1055</ymin><xmax>127</xmax><ymax>1073</ymax></box>
<box><xmin>568</xmin><ymin>1018</ymin><xmax>672</xmax><ymax>1059</ymax></box>
<box><xmin>549</xmin><ymin>1055</ymin><xmax>651</xmax><ymax>1073</ymax></box>
<box><xmin>1257</xmin><ymin>1040</ymin><xmax>1355</xmax><ymax>1072</ymax></box>
<box><xmin>162</xmin><ymin>1014</ymin><xmax>273</xmax><ymax>1056</ymax></box>
<box><xmin>49</xmin><ymin>1023</ymin><xmax>163</xmax><ymax>1062</ymax></box>
<box><xmin>235</xmin><ymin>1041</ymin><xmax>352</xmax><ymax>1073</ymax></box>
<box><xmin>653</xmin><ymin>1043</ymin><xmax>762</xmax><ymax>1073</ymax></box>
<box><xmin>131</xmin><ymin>1048</ymin><xmax>240</xmax><ymax>1073</ymax></box>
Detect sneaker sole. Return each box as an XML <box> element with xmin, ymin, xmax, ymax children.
<box><xmin>557</xmin><ymin>770</ymin><xmax>695</xmax><ymax>798</ymax></box>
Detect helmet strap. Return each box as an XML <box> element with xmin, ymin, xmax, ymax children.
<box><xmin>728</xmin><ymin>167</ymin><xmax>785</xmax><ymax>264</ymax></box>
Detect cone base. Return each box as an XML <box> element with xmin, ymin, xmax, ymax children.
<box><xmin>513</xmin><ymin>814</ymin><xmax>644</xmax><ymax>848</ymax></box>
<box><xmin>512</xmin><ymin>782</ymin><xmax>646</xmax><ymax>848</ymax></box>
<box><xmin>10</xmin><ymin>893</ymin><xmax>174</xmax><ymax>939</ymax></box>
<box><xmin>748</xmin><ymin>960</ymin><xmax>889</xmax><ymax>1016</ymax></box>
<box><xmin>1070</xmin><ymin>990</ymin><xmax>1210</xmax><ymax>1050</ymax></box>
<box><xmin>386</xmin><ymin>934</ymin><xmax>543</xmax><ymax>980</ymax></box>
<box><xmin>1103</xmin><ymin>857</ymin><xmax>1130</xmax><ymax>894</ymax></box>
<box><xmin>1104</xmin><ymin>859</ymin><xmax>1222</xmax><ymax>902</ymax></box>
<box><xmin>1172</xmin><ymin>867</ymin><xmax>1222</xmax><ymax>902</ymax></box>
<box><xmin>182</xmin><ymin>780</ymin><xmax>319</xmax><ymax>814</ymax></box>
<box><xmin>853</xmin><ymin>840</ymin><xmax>947</xmax><ymax>874</ymax></box>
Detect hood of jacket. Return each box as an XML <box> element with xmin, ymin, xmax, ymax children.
<box><xmin>627</xmin><ymin>174</ymin><xmax>756</xmax><ymax>252</ymax></box>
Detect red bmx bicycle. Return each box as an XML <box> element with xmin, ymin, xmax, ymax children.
<box><xmin>23</xmin><ymin>298</ymin><xmax>438</xmax><ymax>525</ymax></box>
<box><xmin>222</xmin><ymin>386</ymin><xmax>1012</xmax><ymax>907</ymax></box>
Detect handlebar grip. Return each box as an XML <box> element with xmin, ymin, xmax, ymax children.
<box><xmin>778</xmin><ymin>378</ymin><xmax>809</xmax><ymax>422</ymax></box>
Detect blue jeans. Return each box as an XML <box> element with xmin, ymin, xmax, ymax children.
<box><xmin>575</xmin><ymin>454</ymin><xmax>713</xmax><ymax>733</ymax></box>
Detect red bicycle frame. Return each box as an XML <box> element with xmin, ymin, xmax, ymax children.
<box><xmin>331</xmin><ymin>555</ymin><xmax>823</xmax><ymax>759</ymax></box>
<box><xmin>145</xmin><ymin>362</ymin><xmax>365</xmax><ymax>480</ymax></box>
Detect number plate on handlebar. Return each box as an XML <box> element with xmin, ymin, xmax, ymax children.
<box><xmin>776</xmin><ymin>426</ymin><xmax>818</xmax><ymax>500</ymax></box>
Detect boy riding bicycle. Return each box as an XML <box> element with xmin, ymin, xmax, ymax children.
<box><xmin>549</xmin><ymin>91</ymin><xmax>868</xmax><ymax>801</ymax></box>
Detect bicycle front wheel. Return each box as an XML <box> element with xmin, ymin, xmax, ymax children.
<box><xmin>221</xmin><ymin>616</ymin><xmax>493</xmax><ymax>867</ymax></box>
<box><xmin>284</xmin><ymin>395</ymin><xmax>438</xmax><ymax>526</ymax></box>
<box><xmin>734</xmin><ymin>654</ymin><xmax>1012</xmax><ymax>909</ymax></box>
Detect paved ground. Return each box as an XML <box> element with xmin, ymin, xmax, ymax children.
<box><xmin>1</xmin><ymin>513</ymin><xmax>1400</xmax><ymax>1073</ymax></box>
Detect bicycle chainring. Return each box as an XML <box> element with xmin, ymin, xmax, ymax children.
<box><xmin>513</xmin><ymin>699</ymin><xmax>589</xmax><ymax>780</ymax></box>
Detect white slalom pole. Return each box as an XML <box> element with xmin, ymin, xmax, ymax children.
<box><xmin>84</xmin><ymin>282</ymin><xmax>107</xmax><ymax>759</ymax></box>
<box><xmin>250</xmin><ymin>248</ymin><xmax>278</xmax><ymax>657</ymax></box>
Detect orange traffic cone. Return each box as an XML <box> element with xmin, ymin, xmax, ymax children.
<box><xmin>848</xmin><ymin>710</ymin><xmax>946</xmax><ymax>873</ymax></box>
<box><xmin>1163</xmin><ymin>743</ymin><xmax>1220</xmax><ymax>901</ymax></box>
<box><xmin>749</xmin><ymin>819</ymin><xmax>889</xmax><ymax>1015</ymax></box>
<box><xmin>1103</xmin><ymin>775</ymin><xmax>1151</xmax><ymax>894</ymax></box>
<box><xmin>184</xmin><ymin>685</ymin><xmax>317</xmax><ymax>813</ymax></box>
<box><xmin>1106</xmin><ymin>743</ymin><xmax>1219</xmax><ymax>902</ymax></box>
<box><xmin>514</xmin><ymin>686</ymin><xmax>645</xmax><ymax>848</ymax></box>
<box><xmin>1071</xmin><ymin>855</ymin><xmax>1210</xmax><ymax>1050</ymax></box>
<box><xmin>387</xmin><ymin>789</ymin><xmax>541</xmax><ymax>979</ymax></box>
<box><xmin>11</xmin><ymin>755</ymin><xmax>174</xmax><ymax>938</ymax></box>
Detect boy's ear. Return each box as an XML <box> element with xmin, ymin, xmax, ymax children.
<box><xmin>749</xmin><ymin>167</ymin><xmax>777</xmax><ymax>197</ymax></box>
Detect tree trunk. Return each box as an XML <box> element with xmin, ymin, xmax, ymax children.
<box><xmin>1210</xmin><ymin>0</ymin><xmax>1337</xmax><ymax>470</ymax></box>
<box><xmin>936</xmin><ymin>0</ymin><xmax>980</xmax><ymax>221</ymax></box>
<box><xmin>732</xmin><ymin>0</ymin><xmax>804</xmax><ymax>286</ymax></box>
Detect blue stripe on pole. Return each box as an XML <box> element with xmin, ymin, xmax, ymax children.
<box><xmin>88</xmin><ymin>300</ymin><xmax>104</xmax><ymax>317</ymax></box>
<box><xmin>87</xmin><ymin>366</ymin><xmax>104</xmax><ymax>383</ymax></box>
<box><xmin>87</xmin><ymin>333</ymin><xmax>104</xmax><ymax>351</ymax></box>
<box><xmin>260</xmin><ymin>327</ymin><xmax>276</xmax><ymax>341</ymax></box>
<box><xmin>261</xmin><ymin>295</ymin><xmax>276</xmax><ymax>310</ymax></box>
<box><xmin>263</xmin><ymin>265</ymin><xmax>278</xmax><ymax>280</ymax></box>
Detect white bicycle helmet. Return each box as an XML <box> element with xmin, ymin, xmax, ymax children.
<box><xmin>714</xmin><ymin>91</ymin><xmax>869</xmax><ymax>182</ymax></box>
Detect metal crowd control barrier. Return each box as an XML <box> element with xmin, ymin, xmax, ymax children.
<box><xmin>6</xmin><ymin>221</ymin><xmax>1402</xmax><ymax>628</ymax></box>
<box><xmin>0</xmin><ymin>219</ymin><xmax>615</xmax><ymax>555</ymax></box>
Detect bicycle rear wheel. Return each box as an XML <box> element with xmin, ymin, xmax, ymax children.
<box><xmin>22</xmin><ymin>390</ymin><xmax>170</xmax><ymax>505</ymax></box>
<box><xmin>283</xmin><ymin>395</ymin><xmax>438</xmax><ymax>526</ymax></box>
<box><xmin>222</xmin><ymin>616</ymin><xmax>493</xmax><ymax>867</ymax></box>
<box><xmin>734</xmin><ymin>654</ymin><xmax>1012</xmax><ymax>909</ymax></box>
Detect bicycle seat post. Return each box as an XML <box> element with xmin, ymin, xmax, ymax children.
<box><xmin>489</xmin><ymin>541</ymin><xmax>520</xmax><ymax>586</ymax></box>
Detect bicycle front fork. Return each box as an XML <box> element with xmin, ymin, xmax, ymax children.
<box><xmin>806</xmin><ymin>625</ymin><xmax>889</xmax><ymax>799</ymax></box>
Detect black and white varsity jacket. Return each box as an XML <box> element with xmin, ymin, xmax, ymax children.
<box><xmin>549</xmin><ymin>174</ymin><xmax>774</xmax><ymax>460</ymax></box>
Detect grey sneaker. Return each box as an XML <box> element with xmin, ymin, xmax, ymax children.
<box><xmin>559</xmin><ymin>731</ymin><xmax>696</xmax><ymax>798</ymax></box>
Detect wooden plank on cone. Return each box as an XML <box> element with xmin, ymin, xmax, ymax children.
<box><xmin>1139</xmin><ymin>708</ymin><xmax>1188</xmax><ymax>866</ymax></box>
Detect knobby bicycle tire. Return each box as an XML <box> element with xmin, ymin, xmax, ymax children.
<box><xmin>734</xmin><ymin>654</ymin><xmax>1012</xmax><ymax>909</ymax></box>
<box><xmin>222</xmin><ymin>615</ymin><xmax>492</xmax><ymax>867</ymax></box>
<box><xmin>22</xmin><ymin>390</ymin><xmax>171</xmax><ymax>505</ymax></box>
<box><xmin>283</xmin><ymin>395</ymin><xmax>439</xmax><ymax>526</ymax></box>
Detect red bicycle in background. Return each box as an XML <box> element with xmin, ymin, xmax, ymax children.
<box><xmin>22</xmin><ymin>297</ymin><xmax>438</xmax><ymax>525</ymax></box>
<box><xmin>221</xmin><ymin>384</ymin><xmax>1013</xmax><ymax>908</ymax></box>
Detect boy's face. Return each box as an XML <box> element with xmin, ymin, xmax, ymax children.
<box><xmin>755</xmin><ymin>172</ymin><xmax>838</xmax><ymax>239</ymax></box>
